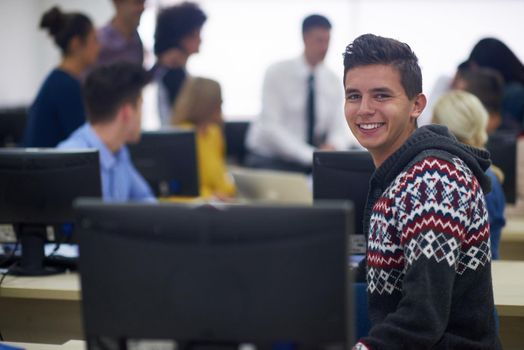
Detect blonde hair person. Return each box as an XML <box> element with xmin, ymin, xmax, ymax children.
<box><xmin>171</xmin><ymin>77</ymin><xmax>235</xmax><ymax>200</ymax></box>
<box><xmin>432</xmin><ymin>90</ymin><xmax>488</xmax><ymax>148</ymax></box>
<box><xmin>432</xmin><ymin>90</ymin><xmax>506</xmax><ymax>259</ymax></box>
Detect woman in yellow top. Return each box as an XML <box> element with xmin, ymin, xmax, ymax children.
<box><xmin>171</xmin><ymin>77</ymin><xmax>236</xmax><ymax>200</ymax></box>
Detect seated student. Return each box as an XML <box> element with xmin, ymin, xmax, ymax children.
<box><xmin>171</xmin><ymin>77</ymin><xmax>236</xmax><ymax>200</ymax></box>
<box><xmin>23</xmin><ymin>6</ymin><xmax>100</xmax><ymax>147</ymax></box>
<box><xmin>344</xmin><ymin>34</ymin><xmax>500</xmax><ymax>349</ymax></box>
<box><xmin>58</xmin><ymin>62</ymin><xmax>155</xmax><ymax>202</ymax></box>
<box><xmin>452</xmin><ymin>66</ymin><xmax>505</xmax><ymax>133</ymax></box>
<box><xmin>432</xmin><ymin>90</ymin><xmax>506</xmax><ymax>259</ymax></box>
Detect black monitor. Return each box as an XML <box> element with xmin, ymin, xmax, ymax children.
<box><xmin>313</xmin><ymin>151</ymin><xmax>375</xmax><ymax>254</ymax></box>
<box><xmin>486</xmin><ymin>131</ymin><xmax>517</xmax><ymax>204</ymax></box>
<box><xmin>128</xmin><ymin>129</ymin><xmax>199</xmax><ymax>197</ymax></box>
<box><xmin>75</xmin><ymin>200</ymin><xmax>354</xmax><ymax>350</ymax></box>
<box><xmin>0</xmin><ymin>149</ymin><xmax>101</xmax><ymax>275</ymax></box>
<box><xmin>0</xmin><ymin>106</ymin><xmax>28</xmax><ymax>147</ymax></box>
<box><xmin>224</xmin><ymin>121</ymin><xmax>250</xmax><ymax>165</ymax></box>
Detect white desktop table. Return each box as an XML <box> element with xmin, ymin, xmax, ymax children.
<box><xmin>500</xmin><ymin>216</ymin><xmax>524</xmax><ymax>260</ymax></box>
<box><xmin>0</xmin><ymin>272</ymin><xmax>82</xmax><ymax>344</ymax></box>
<box><xmin>1</xmin><ymin>262</ymin><xmax>524</xmax><ymax>348</ymax></box>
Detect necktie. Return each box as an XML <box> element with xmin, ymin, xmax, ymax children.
<box><xmin>307</xmin><ymin>74</ymin><xmax>316</xmax><ymax>146</ymax></box>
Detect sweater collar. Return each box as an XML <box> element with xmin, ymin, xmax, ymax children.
<box><xmin>372</xmin><ymin>124</ymin><xmax>492</xmax><ymax>193</ymax></box>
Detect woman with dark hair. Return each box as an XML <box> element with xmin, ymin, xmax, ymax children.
<box><xmin>468</xmin><ymin>38</ymin><xmax>524</xmax><ymax>131</ymax></box>
<box><xmin>23</xmin><ymin>6</ymin><xmax>100</xmax><ymax>147</ymax></box>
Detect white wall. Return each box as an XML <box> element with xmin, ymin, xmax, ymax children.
<box><xmin>0</xmin><ymin>0</ymin><xmax>112</xmax><ymax>106</ymax></box>
<box><xmin>1</xmin><ymin>0</ymin><xmax>524</xmax><ymax>122</ymax></box>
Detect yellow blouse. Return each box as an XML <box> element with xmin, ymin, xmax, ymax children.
<box><xmin>179</xmin><ymin>123</ymin><xmax>236</xmax><ymax>199</ymax></box>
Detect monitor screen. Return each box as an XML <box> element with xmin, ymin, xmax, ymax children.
<box><xmin>128</xmin><ymin>129</ymin><xmax>199</xmax><ymax>197</ymax></box>
<box><xmin>0</xmin><ymin>148</ymin><xmax>101</xmax><ymax>275</ymax></box>
<box><xmin>486</xmin><ymin>131</ymin><xmax>517</xmax><ymax>204</ymax></box>
<box><xmin>0</xmin><ymin>106</ymin><xmax>27</xmax><ymax>147</ymax></box>
<box><xmin>75</xmin><ymin>200</ymin><xmax>354</xmax><ymax>350</ymax></box>
<box><xmin>313</xmin><ymin>150</ymin><xmax>375</xmax><ymax>254</ymax></box>
<box><xmin>224</xmin><ymin>121</ymin><xmax>250</xmax><ymax>165</ymax></box>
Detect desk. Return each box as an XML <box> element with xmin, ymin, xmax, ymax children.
<box><xmin>492</xmin><ymin>260</ymin><xmax>524</xmax><ymax>349</ymax></box>
<box><xmin>500</xmin><ymin>216</ymin><xmax>524</xmax><ymax>260</ymax></box>
<box><xmin>1</xmin><ymin>263</ymin><xmax>524</xmax><ymax>347</ymax></box>
<box><xmin>0</xmin><ymin>340</ymin><xmax>84</xmax><ymax>350</ymax></box>
<box><xmin>0</xmin><ymin>272</ymin><xmax>82</xmax><ymax>344</ymax></box>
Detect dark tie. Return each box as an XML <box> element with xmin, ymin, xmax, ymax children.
<box><xmin>307</xmin><ymin>74</ymin><xmax>315</xmax><ymax>146</ymax></box>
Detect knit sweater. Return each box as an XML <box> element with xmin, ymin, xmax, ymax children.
<box><xmin>354</xmin><ymin>125</ymin><xmax>501</xmax><ymax>350</ymax></box>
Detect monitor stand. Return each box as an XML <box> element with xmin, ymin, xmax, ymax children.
<box><xmin>8</xmin><ymin>224</ymin><xmax>65</xmax><ymax>276</ymax></box>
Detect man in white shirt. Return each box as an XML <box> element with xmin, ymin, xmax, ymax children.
<box><xmin>246</xmin><ymin>14</ymin><xmax>358</xmax><ymax>173</ymax></box>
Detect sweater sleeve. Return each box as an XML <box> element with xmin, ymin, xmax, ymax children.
<box><xmin>356</xmin><ymin>157</ymin><xmax>489</xmax><ymax>349</ymax></box>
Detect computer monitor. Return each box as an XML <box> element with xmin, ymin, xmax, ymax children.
<box><xmin>224</xmin><ymin>121</ymin><xmax>250</xmax><ymax>165</ymax></box>
<box><xmin>0</xmin><ymin>149</ymin><xmax>101</xmax><ymax>275</ymax></box>
<box><xmin>486</xmin><ymin>131</ymin><xmax>517</xmax><ymax>204</ymax></box>
<box><xmin>313</xmin><ymin>151</ymin><xmax>375</xmax><ymax>254</ymax></box>
<box><xmin>0</xmin><ymin>106</ymin><xmax>28</xmax><ymax>147</ymax></box>
<box><xmin>128</xmin><ymin>129</ymin><xmax>199</xmax><ymax>197</ymax></box>
<box><xmin>75</xmin><ymin>200</ymin><xmax>354</xmax><ymax>350</ymax></box>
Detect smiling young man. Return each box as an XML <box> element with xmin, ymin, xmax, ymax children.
<box><xmin>344</xmin><ymin>34</ymin><xmax>501</xmax><ymax>349</ymax></box>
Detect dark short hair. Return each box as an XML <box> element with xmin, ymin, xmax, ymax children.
<box><xmin>84</xmin><ymin>62</ymin><xmax>148</xmax><ymax>123</ymax></box>
<box><xmin>343</xmin><ymin>34</ymin><xmax>422</xmax><ymax>99</ymax></box>
<box><xmin>468</xmin><ymin>38</ymin><xmax>524</xmax><ymax>85</ymax></box>
<box><xmin>302</xmin><ymin>14</ymin><xmax>331</xmax><ymax>34</ymax></box>
<box><xmin>40</xmin><ymin>6</ymin><xmax>93</xmax><ymax>56</ymax></box>
<box><xmin>154</xmin><ymin>2</ymin><xmax>207</xmax><ymax>56</ymax></box>
<box><xmin>460</xmin><ymin>67</ymin><xmax>504</xmax><ymax>114</ymax></box>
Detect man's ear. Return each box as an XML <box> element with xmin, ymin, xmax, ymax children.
<box><xmin>410</xmin><ymin>93</ymin><xmax>427</xmax><ymax>121</ymax></box>
<box><xmin>115</xmin><ymin>103</ymin><xmax>131</xmax><ymax>125</ymax></box>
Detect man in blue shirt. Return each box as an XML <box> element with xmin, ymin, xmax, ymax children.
<box><xmin>58</xmin><ymin>62</ymin><xmax>155</xmax><ymax>202</ymax></box>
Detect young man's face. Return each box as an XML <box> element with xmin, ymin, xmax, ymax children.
<box><xmin>181</xmin><ymin>29</ymin><xmax>202</xmax><ymax>56</ymax></box>
<box><xmin>344</xmin><ymin>64</ymin><xmax>425</xmax><ymax>166</ymax></box>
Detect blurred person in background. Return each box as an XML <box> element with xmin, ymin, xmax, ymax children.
<box><xmin>246</xmin><ymin>14</ymin><xmax>358</xmax><ymax>174</ymax></box>
<box><xmin>171</xmin><ymin>77</ymin><xmax>236</xmax><ymax>200</ymax></box>
<box><xmin>23</xmin><ymin>6</ymin><xmax>99</xmax><ymax>147</ymax></box>
<box><xmin>467</xmin><ymin>37</ymin><xmax>524</xmax><ymax>133</ymax></box>
<box><xmin>151</xmin><ymin>2</ymin><xmax>207</xmax><ymax>126</ymax></box>
<box><xmin>96</xmin><ymin>0</ymin><xmax>146</xmax><ymax>66</ymax></box>
<box><xmin>432</xmin><ymin>90</ymin><xmax>506</xmax><ymax>259</ymax></box>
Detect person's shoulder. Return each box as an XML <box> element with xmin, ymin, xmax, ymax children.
<box><xmin>44</xmin><ymin>69</ymin><xmax>80</xmax><ymax>90</ymax></box>
<box><xmin>57</xmin><ymin>136</ymin><xmax>86</xmax><ymax>149</ymax></box>
<box><xmin>266</xmin><ymin>57</ymin><xmax>299</xmax><ymax>75</ymax></box>
<box><xmin>318</xmin><ymin>63</ymin><xmax>340</xmax><ymax>81</ymax></box>
<box><xmin>504</xmin><ymin>81</ymin><xmax>524</xmax><ymax>101</ymax></box>
<box><xmin>207</xmin><ymin>123</ymin><xmax>224</xmax><ymax>139</ymax></box>
<box><xmin>57</xmin><ymin>124</ymin><xmax>89</xmax><ymax>149</ymax></box>
<box><xmin>404</xmin><ymin>153</ymin><xmax>477</xmax><ymax>186</ymax></box>
<box><xmin>97</xmin><ymin>22</ymin><xmax>118</xmax><ymax>43</ymax></box>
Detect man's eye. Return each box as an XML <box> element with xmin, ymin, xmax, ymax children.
<box><xmin>375</xmin><ymin>94</ymin><xmax>389</xmax><ymax>100</ymax></box>
<box><xmin>346</xmin><ymin>94</ymin><xmax>360</xmax><ymax>101</ymax></box>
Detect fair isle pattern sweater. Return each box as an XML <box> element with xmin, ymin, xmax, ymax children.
<box><xmin>355</xmin><ymin>125</ymin><xmax>501</xmax><ymax>350</ymax></box>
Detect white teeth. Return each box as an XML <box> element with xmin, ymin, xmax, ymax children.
<box><xmin>360</xmin><ymin>123</ymin><xmax>383</xmax><ymax>130</ymax></box>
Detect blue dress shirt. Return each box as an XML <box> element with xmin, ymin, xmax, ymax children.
<box><xmin>58</xmin><ymin>123</ymin><xmax>155</xmax><ymax>202</ymax></box>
